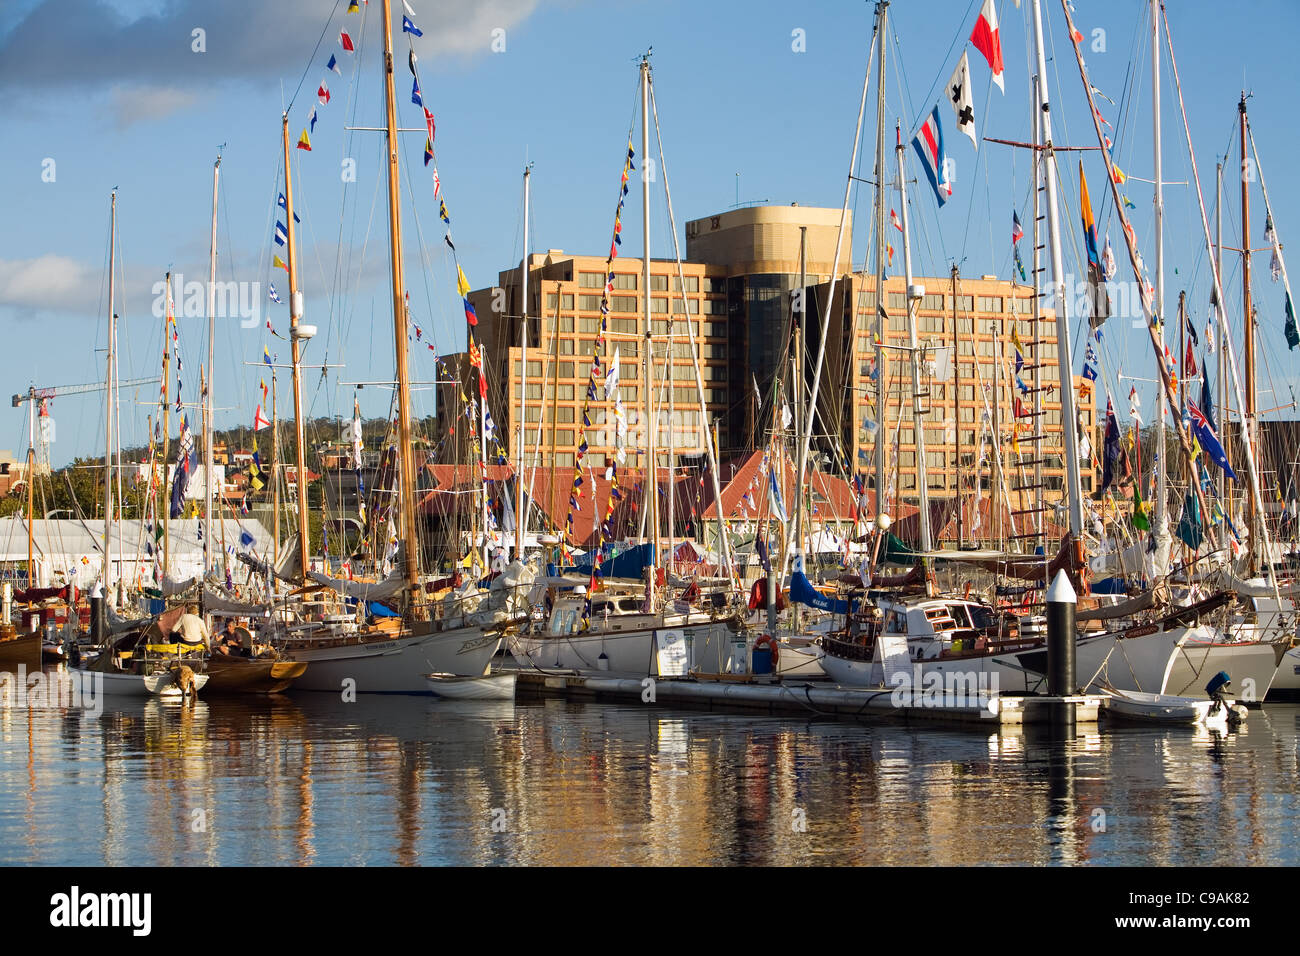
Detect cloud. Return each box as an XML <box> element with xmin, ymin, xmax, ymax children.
<box><xmin>0</xmin><ymin>254</ymin><xmax>102</xmax><ymax>318</ymax></box>
<box><xmin>0</xmin><ymin>0</ymin><xmax>539</xmax><ymax>124</ymax></box>
<box><xmin>109</xmin><ymin>83</ymin><xmax>198</xmax><ymax>128</ymax></box>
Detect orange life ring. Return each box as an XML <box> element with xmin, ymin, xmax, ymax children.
<box><xmin>754</xmin><ymin>633</ymin><xmax>779</xmax><ymax>667</ymax></box>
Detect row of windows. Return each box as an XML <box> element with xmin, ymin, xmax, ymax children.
<box><xmin>575</xmin><ymin>272</ymin><xmax>720</xmax><ymax>293</ymax></box>
<box><xmin>856</xmin><ymin>291</ymin><xmax>1036</xmax><ymax>313</ymax></box>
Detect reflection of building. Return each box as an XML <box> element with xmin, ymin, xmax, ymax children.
<box><xmin>460</xmin><ymin>204</ymin><xmax>1096</xmax><ymax>535</ymax></box>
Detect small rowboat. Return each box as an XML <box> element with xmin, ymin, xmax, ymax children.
<box><xmin>1102</xmin><ymin>688</ymin><xmax>1246</xmax><ymax>726</ymax></box>
<box><xmin>425</xmin><ymin>671</ymin><xmax>517</xmax><ymax>701</ymax></box>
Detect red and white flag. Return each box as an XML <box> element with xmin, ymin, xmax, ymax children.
<box><xmin>253</xmin><ymin>405</ymin><xmax>271</xmax><ymax>431</ymax></box>
<box><xmin>340</xmin><ymin>31</ymin><xmax>354</xmax><ymax>53</ymax></box>
<box><xmin>890</xmin><ymin>208</ymin><xmax>903</xmax><ymax>232</ymax></box>
<box><xmin>970</xmin><ymin>0</ymin><xmax>1005</xmax><ymax>93</ymax></box>
<box><xmin>432</xmin><ymin>167</ymin><xmax>441</xmax><ymax>197</ymax></box>
<box><xmin>317</xmin><ymin>83</ymin><xmax>331</xmax><ymax>105</ymax></box>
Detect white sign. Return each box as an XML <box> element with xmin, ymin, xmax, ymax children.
<box><xmin>869</xmin><ymin>633</ymin><xmax>911</xmax><ymax>688</ymax></box>
<box><xmin>654</xmin><ymin>628</ymin><xmax>690</xmax><ymax>678</ymax></box>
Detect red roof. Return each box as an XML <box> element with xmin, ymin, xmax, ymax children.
<box><xmin>700</xmin><ymin>449</ymin><xmax>893</xmax><ymax>526</ymax></box>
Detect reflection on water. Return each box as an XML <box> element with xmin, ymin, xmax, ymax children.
<box><xmin>2</xmin><ymin>685</ymin><xmax>1298</xmax><ymax>866</ymax></box>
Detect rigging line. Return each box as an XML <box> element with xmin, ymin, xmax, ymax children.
<box><xmin>289</xmin><ymin>0</ymin><xmax>345</xmax><ymax>114</ymax></box>
<box><xmin>906</xmin><ymin>0</ymin><xmax>981</xmax><ymax>133</ymax></box>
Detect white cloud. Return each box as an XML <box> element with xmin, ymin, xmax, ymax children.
<box><xmin>0</xmin><ymin>254</ymin><xmax>101</xmax><ymax>317</ymax></box>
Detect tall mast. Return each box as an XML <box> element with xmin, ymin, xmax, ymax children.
<box><xmin>281</xmin><ymin>116</ymin><xmax>311</xmax><ymax>581</ymax></box>
<box><xmin>640</xmin><ymin>54</ymin><xmax>657</xmax><ymax>604</ymax></box>
<box><xmin>896</xmin><ymin>125</ymin><xmax>930</xmax><ymax>552</ymax></box>
<box><xmin>1240</xmin><ymin>92</ymin><xmax>1258</xmax><ymax>576</ymax></box>
<box><xmin>161</xmin><ymin>273</ymin><xmax>172</xmax><ymax>580</ymax></box>
<box><xmin>103</xmin><ymin>190</ymin><xmax>117</xmax><ymax>596</ymax></box>
<box><xmin>1031</xmin><ymin>74</ymin><xmax>1045</xmax><ymax>555</ymax></box>
<box><xmin>1150</xmin><ymin>0</ymin><xmax>1169</xmax><ymax>557</ymax></box>
<box><xmin>381</xmin><ymin>0</ymin><xmax>422</xmax><ymax>604</ymax></box>
<box><xmin>871</xmin><ymin>3</ymin><xmax>889</xmax><ymax>509</ymax></box>
<box><xmin>1215</xmin><ymin>160</ymin><xmax>1226</xmax><ymax>508</ymax></box>
<box><xmin>203</xmin><ymin>158</ymin><xmax>220</xmax><ymax>587</ymax></box>
<box><xmin>1031</xmin><ymin>0</ymin><xmax>1084</xmax><ymax>546</ymax></box>
<box><xmin>951</xmin><ymin>264</ymin><xmax>962</xmax><ymax>547</ymax></box>
<box><xmin>515</xmin><ymin>164</ymin><xmax>532</xmax><ymax>561</ymax></box>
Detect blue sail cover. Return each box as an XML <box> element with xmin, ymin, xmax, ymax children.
<box><xmin>566</xmin><ymin>543</ymin><xmax>654</xmax><ymax>580</ymax></box>
<box><xmin>789</xmin><ymin>570</ymin><xmax>850</xmax><ymax>614</ymax></box>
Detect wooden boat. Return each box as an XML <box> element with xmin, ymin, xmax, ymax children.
<box><xmin>0</xmin><ymin>626</ymin><xmax>42</xmax><ymax>671</ymax></box>
<box><xmin>425</xmin><ymin>671</ymin><xmax>517</xmax><ymax>700</ymax></box>
<box><xmin>71</xmin><ymin>628</ymin><xmax>208</xmax><ymax>698</ymax></box>
<box><xmin>203</xmin><ymin>654</ymin><xmax>308</xmax><ymax>695</ymax></box>
<box><xmin>1102</xmin><ymin>688</ymin><xmax>1245</xmax><ymax>726</ymax></box>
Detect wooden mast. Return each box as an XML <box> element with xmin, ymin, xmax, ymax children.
<box><xmin>381</xmin><ymin>0</ymin><xmax>422</xmax><ymax>607</ymax></box>
<box><xmin>203</xmin><ymin>159</ymin><xmax>220</xmax><ymax>591</ymax></box>
<box><xmin>25</xmin><ymin>389</ymin><xmax>35</xmax><ymax>592</ymax></box>
<box><xmin>103</xmin><ymin>190</ymin><xmax>117</xmax><ymax>598</ymax></box>
<box><xmin>281</xmin><ymin>115</ymin><xmax>311</xmax><ymax>581</ymax></box>
<box><xmin>951</xmin><ymin>265</ymin><xmax>961</xmax><ymax>548</ymax></box>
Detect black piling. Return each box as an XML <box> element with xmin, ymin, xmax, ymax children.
<box><xmin>1046</xmin><ymin>569</ymin><xmax>1077</xmax><ymax>734</ymax></box>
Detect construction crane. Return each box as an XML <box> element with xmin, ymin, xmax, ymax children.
<box><xmin>12</xmin><ymin>377</ymin><xmax>154</xmax><ymax>592</ymax></box>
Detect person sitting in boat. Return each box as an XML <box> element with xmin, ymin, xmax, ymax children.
<box><xmin>173</xmin><ymin>605</ymin><xmax>210</xmax><ymax>651</ymax></box>
<box><xmin>215</xmin><ymin>619</ymin><xmax>247</xmax><ymax>657</ymax></box>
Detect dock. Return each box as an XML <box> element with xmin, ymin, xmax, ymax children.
<box><xmin>514</xmin><ymin>671</ymin><xmax>1102</xmax><ymax>727</ymax></box>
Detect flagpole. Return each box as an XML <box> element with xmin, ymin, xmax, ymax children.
<box><xmin>640</xmin><ymin>54</ymin><xmax>657</xmax><ymax>606</ymax></box>
<box><xmin>1151</xmin><ymin>0</ymin><xmax>1169</xmax><ymax>561</ymax></box>
<box><xmin>1215</xmin><ymin>160</ymin><xmax>1226</xmax><ymax>512</ymax></box>
<box><xmin>515</xmin><ymin>164</ymin><xmax>531</xmax><ymax>562</ymax></box>
<box><xmin>281</xmin><ymin>116</ymin><xmax>311</xmax><ymax>583</ymax></box>
<box><xmin>951</xmin><ymin>264</ymin><xmax>962</xmax><ymax>548</ymax></box>
<box><xmin>871</xmin><ymin>3</ymin><xmax>889</xmax><ymax>526</ymax></box>
<box><xmin>1240</xmin><ymin>93</ymin><xmax>1258</xmax><ymax>576</ymax></box>
<box><xmin>271</xmin><ymin>370</ymin><xmax>280</xmax><ymax>561</ymax></box>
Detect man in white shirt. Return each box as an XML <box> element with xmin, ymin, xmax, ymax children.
<box><xmin>173</xmin><ymin>604</ymin><xmax>210</xmax><ymax>650</ymax></box>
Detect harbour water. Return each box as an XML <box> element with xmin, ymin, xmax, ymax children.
<box><xmin>3</xmin><ymin>680</ymin><xmax>1298</xmax><ymax>866</ymax></box>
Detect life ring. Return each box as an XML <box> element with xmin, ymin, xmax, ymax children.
<box><xmin>754</xmin><ymin>634</ymin><xmax>779</xmax><ymax>667</ymax></box>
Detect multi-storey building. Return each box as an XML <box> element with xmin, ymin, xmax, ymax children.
<box><xmin>459</xmin><ymin>204</ymin><xmax>1096</xmax><ymax>528</ymax></box>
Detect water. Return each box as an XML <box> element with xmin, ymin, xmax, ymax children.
<box><xmin>3</xmin><ymin>683</ymin><xmax>1298</xmax><ymax>866</ymax></box>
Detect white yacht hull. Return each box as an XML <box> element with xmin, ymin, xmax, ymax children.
<box><xmin>426</xmin><ymin>672</ymin><xmax>517</xmax><ymax>700</ymax></box>
<box><xmin>818</xmin><ymin>647</ymin><xmax>1033</xmax><ymax>693</ymax></box>
<box><xmin>1266</xmin><ymin>645</ymin><xmax>1300</xmax><ymax>700</ymax></box>
<box><xmin>1161</xmin><ymin>639</ymin><xmax>1285</xmax><ymax>702</ymax></box>
<box><xmin>509</xmin><ymin>617</ymin><xmax>735</xmax><ymax>677</ymax></box>
<box><xmin>288</xmin><ymin>626</ymin><xmax>503</xmax><ymax>694</ymax></box>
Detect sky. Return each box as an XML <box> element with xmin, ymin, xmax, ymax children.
<box><xmin>1</xmin><ymin>0</ymin><xmax>1297</xmax><ymax>469</ymax></box>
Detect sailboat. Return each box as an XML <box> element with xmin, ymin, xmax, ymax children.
<box><xmin>257</xmin><ymin>0</ymin><xmax>517</xmax><ymax>692</ymax></box>
<box><xmin>508</xmin><ymin>55</ymin><xmax>742</xmax><ymax>678</ymax></box>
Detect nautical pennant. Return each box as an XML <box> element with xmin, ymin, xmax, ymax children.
<box><xmin>947</xmin><ymin>50</ymin><xmax>978</xmax><ymax>146</ymax></box>
<box><xmin>969</xmin><ymin>0</ymin><xmax>1005</xmax><ymax>93</ymax></box>
<box><xmin>911</xmin><ymin>106</ymin><xmax>953</xmax><ymax>207</ymax></box>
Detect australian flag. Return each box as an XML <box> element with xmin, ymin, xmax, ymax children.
<box><xmin>1188</xmin><ymin>399</ymin><xmax>1237</xmax><ymax>480</ymax></box>
<box><xmin>1101</xmin><ymin>397</ymin><xmax>1121</xmax><ymax>493</ymax></box>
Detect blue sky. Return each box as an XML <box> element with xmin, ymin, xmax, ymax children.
<box><xmin>1</xmin><ymin>0</ymin><xmax>1297</xmax><ymax>467</ymax></box>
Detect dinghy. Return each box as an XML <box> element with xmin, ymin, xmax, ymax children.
<box><xmin>1102</xmin><ymin>688</ymin><xmax>1245</xmax><ymax>726</ymax></box>
<box><xmin>425</xmin><ymin>671</ymin><xmax>517</xmax><ymax>701</ymax></box>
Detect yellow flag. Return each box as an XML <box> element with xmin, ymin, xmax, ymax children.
<box><xmin>273</xmin><ymin>255</ymin><xmax>288</xmax><ymax>272</ymax></box>
<box><xmin>457</xmin><ymin>264</ymin><xmax>471</xmax><ymax>298</ymax></box>
<box><xmin>297</xmin><ymin>129</ymin><xmax>312</xmax><ymax>151</ymax></box>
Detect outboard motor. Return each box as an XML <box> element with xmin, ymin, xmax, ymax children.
<box><xmin>1205</xmin><ymin>670</ymin><xmax>1247</xmax><ymax>725</ymax></box>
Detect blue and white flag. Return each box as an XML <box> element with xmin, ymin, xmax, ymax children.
<box><xmin>911</xmin><ymin>106</ymin><xmax>952</xmax><ymax>207</ymax></box>
<box><xmin>767</xmin><ymin>467</ymin><xmax>789</xmax><ymax>523</ymax></box>
<box><xmin>268</xmin><ymin>283</ymin><xmax>282</xmax><ymax>304</ymax></box>
<box><xmin>277</xmin><ymin>193</ymin><xmax>301</xmax><ymax>224</ymax></box>
<box><xmin>274</xmin><ymin>221</ymin><xmax>287</xmax><ymax>246</ymax></box>
<box><xmin>402</xmin><ymin>15</ymin><xmax>422</xmax><ymax>37</ymax></box>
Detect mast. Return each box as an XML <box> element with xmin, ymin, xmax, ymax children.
<box><xmin>281</xmin><ymin>116</ymin><xmax>311</xmax><ymax>581</ymax></box>
<box><xmin>1215</xmin><ymin>160</ymin><xmax>1226</xmax><ymax>508</ymax></box>
<box><xmin>897</xmin><ymin>125</ymin><xmax>931</xmax><ymax>553</ymax></box>
<box><xmin>103</xmin><ymin>190</ymin><xmax>117</xmax><ymax>597</ymax></box>
<box><xmin>1030</xmin><ymin>74</ymin><xmax>1045</xmax><ymax>555</ymax></box>
<box><xmin>271</xmin><ymin>370</ymin><xmax>280</xmax><ymax>557</ymax></box>
<box><xmin>1150</xmin><ymin>0</ymin><xmax>1170</xmax><ymax>561</ymax></box>
<box><xmin>515</xmin><ymin>164</ymin><xmax>531</xmax><ymax>561</ymax></box>
<box><xmin>1031</xmin><ymin>0</ymin><xmax>1084</xmax><ymax>548</ymax></box>
<box><xmin>992</xmin><ymin>325</ymin><xmax>1003</xmax><ymax>548</ymax></box>
<box><xmin>26</xmin><ymin>389</ymin><xmax>35</xmax><ymax>591</ymax></box>
<box><xmin>161</xmin><ymin>273</ymin><xmax>172</xmax><ymax>580</ymax></box>
<box><xmin>640</xmin><ymin>54</ymin><xmax>657</xmax><ymax>604</ymax></box>
<box><xmin>1240</xmin><ymin>92</ymin><xmax>1258</xmax><ymax>576</ymax></box>
<box><xmin>871</xmin><ymin>3</ymin><xmax>889</xmax><ymax>510</ymax></box>
<box><xmin>791</xmin><ymin>227</ymin><xmax>806</xmax><ymax>628</ymax></box>
<box><xmin>951</xmin><ymin>265</ymin><xmax>962</xmax><ymax>548</ymax></box>
<box><xmin>381</xmin><ymin>0</ymin><xmax>422</xmax><ymax>604</ymax></box>
<box><xmin>203</xmin><ymin>158</ymin><xmax>220</xmax><ymax>588</ymax></box>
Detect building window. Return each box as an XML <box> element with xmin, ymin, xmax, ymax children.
<box><xmin>955</xmin><ymin>295</ymin><xmax>974</xmax><ymax>311</ymax></box>
<box><xmin>651</xmin><ymin>297</ymin><xmax>668</xmax><ymax>314</ymax></box>
<box><xmin>556</xmin><ymin>452</ymin><xmax>575</xmax><ymax>467</ymax></box>
<box><xmin>558</xmin><ymin>361</ymin><xmax>574</xmax><ymax>379</ymax></box>
<box><xmin>611</xmin><ymin>295</ymin><xmax>637</xmax><ymax>313</ymax></box>
<box><xmin>612</xmin><ymin>273</ymin><xmax>637</xmax><ymax>291</ymax></box>
<box><xmin>702</xmin><ymin>276</ymin><xmax>726</xmax><ymax>293</ymax></box>
<box><xmin>579</xmin><ymin>272</ymin><xmax>604</xmax><ymax>288</ymax></box>
<box><xmin>705</xmin><ymin>299</ymin><xmax>727</xmax><ymax>315</ymax></box>
<box><xmin>889</xmin><ymin>292</ymin><xmax>906</xmax><ymax>309</ymax></box>
<box><xmin>922</xmin><ymin>293</ymin><xmax>945</xmax><ymax>311</ymax></box>
<box><xmin>525</xmin><ymin>406</ymin><xmax>541</xmax><ymax>422</ymax></box>
<box><xmin>525</xmin><ymin>384</ymin><xmax>542</xmax><ymax>400</ymax></box>
<box><xmin>556</xmin><ymin>429</ymin><xmax>574</xmax><ymax>446</ymax></box>
<box><xmin>526</xmin><ymin>360</ymin><xmax>542</xmax><ymax>377</ymax></box>
<box><xmin>558</xmin><ymin>315</ymin><xmax>574</xmax><ymax>333</ymax></box>
<box><xmin>858</xmin><ymin>290</ymin><xmax>877</xmax><ymax>308</ymax></box>
<box><xmin>559</xmin><ymin>339</ymin><xmax>574</xmax><ymax>355</ymax></box>
<box><xmin>673</xmin><ymin>276</ymin><xmax>699</xmax><ymax>293</ymax></box>
<box><xmin>650</xmin><ymin>274</ymin><xmax>668</xmax><ymax>291</ymax></box>
<box><xmin>579</xmin><ymin>317</ymin><xmax>600</xmax><ymax>334</ymax></box>
<box><xmin>978</xmin><ymin>295</ymin><xmax>1004</xmax><ymax>313</ymax></box>
<box><xmin>557</xmin><ymin>407</ymin><xmax>575</xmax><ymax>423</ymax></box>
<box><xmin>546</xmin><ymin>293</ymin><xmax>574</xmax><ymax>310</ymax></box>
<box><xmin>611</xmin><ymin>317</ymin><xmax>637</xmax><ymax>334</ymax></box>
<box><xmin>578</xmin><ymin>294</ymin><xmax>603</xmax><ymax>312</ymax></box>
